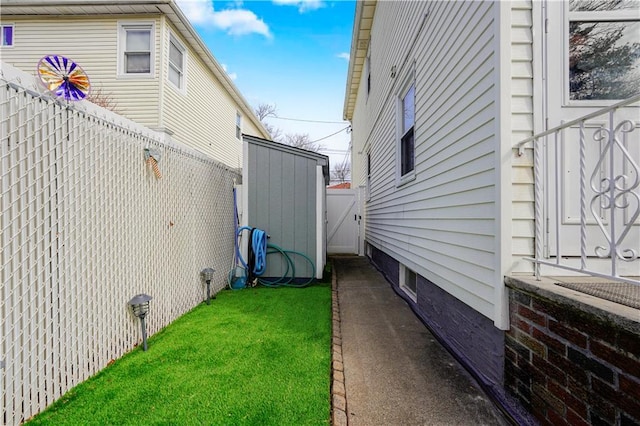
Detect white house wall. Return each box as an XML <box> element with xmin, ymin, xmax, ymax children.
<box><xmin>0</xmin><ymin>16</ymin><xmax>162</xmax><ymax>129</ymax></box>
<box><xmin>357</xmin><ymin>1</ymin><xmax>500</xmax><ymax>320</ymax></box>
<box><xmin>510</xmin><ymin>1</ymin><xmax>536</xmax><ymax>273</ymax></box>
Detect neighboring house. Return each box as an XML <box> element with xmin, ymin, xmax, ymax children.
<box><xmin>0</xmin><ymin>0</ymin><xmax>270</xmax><ymax>168</ymax></box>
<box><xmin>344</xmin><ymin>1</ymin><xmax>639</xmax><ymax>424</ymax></box>
<box><xmin>327</xmin><ymin>182</ymin><xmax>351</xmax><ymax>189</ymax></box>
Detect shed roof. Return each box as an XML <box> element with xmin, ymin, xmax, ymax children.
<box><xmin>1</xmin><ymin>0</ymin><xmax>270</xmax><ymax>139</ymax></box>
<box><xmin>243</xmin><ymin>134</ymin><xmax>330</xmax><ymax>185</ymax></box>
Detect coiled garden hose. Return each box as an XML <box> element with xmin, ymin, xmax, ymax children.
<box><xmin>233</xmin><ymin>226</ymin><xmax>316</xmax><ymax>288</ymax></box>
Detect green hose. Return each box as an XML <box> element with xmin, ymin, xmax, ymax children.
<box><xmin>258</xmin><ymin>243</ymin><xmax>316</xmax><ymax>288</ymax></box>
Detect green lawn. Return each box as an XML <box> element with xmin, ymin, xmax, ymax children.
<box><xmin>28</xmin><ymin>284</ymin><xmax>332</xmax><ymax>425</ymax></box>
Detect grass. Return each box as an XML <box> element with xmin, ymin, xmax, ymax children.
<box><xmin>27</xmin><ymin>284</ymin><xmax>332</xmax><ymax>425</ymax></box>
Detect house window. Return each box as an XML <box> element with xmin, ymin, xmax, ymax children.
<box><xmin>118</xmin><ymin>22</ymin><xmax>154</xmax><ymax>77</ymax></box>
<box><xmin>398</xmin><ymin>81</ymin><xmax>415</xmax><ymax>182</ymax></box>
<box><xmin>399</xmin><ymin>264</ymin><xmax>417</xmax><ymax>301</ymax></box>
<box><xmin>1</xmin><ymin>24</ymin><xmax>14</xmax><ymax>46</ymax></box>
<box><xmin>366</xmin><ymin>44</ymin><xmax>371</xmax><ymax>96</ymax></box>
<box><xmin>168</xmin><ymin>33</ymin><xmax>186</xmax><ymax>91</ymax></box>
<box><xmin>568</xmin><ymin>1</ymin><xmax>640</xmax><ymax>100</ymax></box>
<box><xmin>236</xmin><ymin>112</ymin><xmax>242</xmax><ymax>139</ymax></box>
<box><xmin>366</xmin><ymin>151</ymin><xmax>371</xmax><ymax>201</ymax></box>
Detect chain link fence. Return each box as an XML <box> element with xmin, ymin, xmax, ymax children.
<box><xmin>1</xmin><ymin>64</ymin><xmax>240</xmax><ymax>425</ymax></box>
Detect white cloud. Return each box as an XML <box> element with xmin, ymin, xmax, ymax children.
<box><xmin>221</xmin><ymin>63</ymin><xmax>238</xmax><ymax>80</ymax></box>
<box><xmin>337</xmin><ymin>52</ymin><xmax>350</xmax><ymax>61</ymax></box>
<box><xmin>176</xmin><ymin>0</ymin><xmax>272</xmax><ymax>38</ymax></box>
<box><xmin>272</xmin><ymin>0</ymin><xmax>324</xmax><ymax>13</ymax></box>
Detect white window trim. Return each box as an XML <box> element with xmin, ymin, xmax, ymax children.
<box><xmin>117</xmin><ymin>21</ymin><xmax>155</xmax><ymax>79</ymax></box>
<box><xmin>365</xmin><ymin>150</ymin><xmax>371</xmax><ymax>202</ymax></box>
<box><xmin>399</xmin><ymin>263</ymin><xmax>417</xmax><ymax>302</ymax></box>
<box><xmin>565</xmin><ymin>6</ymin><xmax>640</xmax><ymax>106</ymax></box>
<box><xmin>1</xmin><ymin>23</ymin><xmax>14</xmax><ymax>47</ymax></box>
<box><xmin>168</xmin><ymin>31</ymin><xmax>187</xmax><ymax>93</ymax></box>
<box><xmin>365</xmin><ymin>43</ymin><xmax>371</xmax><ymax>100</ymax></box>
<box><xmin>395</xmin><ymin>66</ymin><xmax>416</xmax><ymax>187</ymax></box>
<box><xmin>236</xmin><ymin>112</ymin><xmax>242</xmax><ymax>140</ymax></box>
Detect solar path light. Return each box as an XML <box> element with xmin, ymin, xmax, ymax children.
<box><xmin>128</xmin><ymin>293</ymin><xmax>152</xmax><ymax>351</ymax></box>
<box><xmin>200</xmin><ymin>268</ymin><xmax>215</xmax><ymax>305</ymax></box>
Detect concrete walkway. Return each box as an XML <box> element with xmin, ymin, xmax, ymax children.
<box><xmin>331</xmin><ymin>256</ymin><xmax>509</xmax><ymax>426</ymax></box>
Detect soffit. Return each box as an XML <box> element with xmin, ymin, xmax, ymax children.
<box><xmin>343</xmin><ymin>0</ymin><xmax>375</xmax><ymax>121</ymax></box>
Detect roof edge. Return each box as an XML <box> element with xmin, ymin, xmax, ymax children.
<box><xmin>342</xmin><ymin>0</ymin><xmax>376</xmax><ymax>121</ymax></box>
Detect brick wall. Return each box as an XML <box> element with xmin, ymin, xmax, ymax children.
<box><xmin>506</xmin><ymin>287</ymin><xmax>640</xmax><ymax>425</ymax></box>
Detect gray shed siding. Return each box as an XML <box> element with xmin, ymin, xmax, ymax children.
<box><xmin>246</xmin><ymin>138</ymin><xmax>325</xmax><ymax>279</ymax></box>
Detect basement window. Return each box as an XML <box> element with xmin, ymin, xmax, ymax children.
<box><xmin>399</xmin><ymin>264</ymin><xmax>417</xmax><ymax>302</ymax></box>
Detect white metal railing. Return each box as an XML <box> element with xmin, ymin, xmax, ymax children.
<box><xmin>1</xmin><ymin>64</ymin><xmax>239</xmax><ymax>425</ymax></box>
<box><xmin>516</xmin><ymin>94</ymin><xmax>640</xmax><ymax>286</ymax></box>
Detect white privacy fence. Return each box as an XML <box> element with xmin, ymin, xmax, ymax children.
<box><xmin>516</xmin><ymin>94</ymin><xmax>640</xmax><ymax>285</ymax></box>
<box><xmin>1</xmin><ymin>64</ymin><xmax>240</xmax><ymax>425</ymax></box>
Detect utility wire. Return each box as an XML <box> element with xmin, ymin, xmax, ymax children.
<box><xmin>311</xmin><ymin>125</ymin><xmax>351</xmax><ymax>143</ymax></box>
<box><xmin>269</xmin><ymin>115</ymin><xmax>348</xmax><ymax>124</ymax></box>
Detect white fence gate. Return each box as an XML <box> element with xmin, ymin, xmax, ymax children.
<box><xmin>327</xmin><ymin>189</ymin><xmax>361</xmax><ymax>254</ymax></box>
<box><xmin>1</xmin><ymin>64</ymin><xmax>239</xmax><ymax>425</ymax></box>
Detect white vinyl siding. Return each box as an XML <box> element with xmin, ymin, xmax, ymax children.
<box><xmin>510</xmin><ymin>1</ymin><xmax>535</xmax><ymax>273</ymax></box>
<box><xmin>354</xmin><ymin>1</ymin><xmax>499</xmax><ymax>320</ymax></box>
<box><xmin>0</xmin><ymin>17</ymin><xmax>161</xmax><ymax>129</ymax></box>
<box><xmin>162</xmin><ymin>24</ymin><xmax>245</xmax><ymax>167</ymax></box>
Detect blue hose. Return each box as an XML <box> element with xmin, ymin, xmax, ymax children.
<box><xmin>234</xmin><ymin>226</ymin><xmax>316</xmax><ymax>288</ymax></box>
<box><xmin>251</xmin><ymin>229</ymin><xmax>267</xmax><ymax>276</ymax></box>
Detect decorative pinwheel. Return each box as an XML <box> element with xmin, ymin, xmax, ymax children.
<box><xmin>37</xmin><ymin>55</ymin><xmax>91</xmax><ymax>101</ymax></box>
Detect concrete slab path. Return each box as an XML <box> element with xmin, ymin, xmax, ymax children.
<box><xmin>332</xmin><ymin>256</ymin><xmax>510</xmax><ymax>426</ymax></box>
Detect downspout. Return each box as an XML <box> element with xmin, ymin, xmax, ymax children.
<box><xmin>494</xmin><ymin>0</ymin><xmax>511</xmax><ymax>331</ymax></box>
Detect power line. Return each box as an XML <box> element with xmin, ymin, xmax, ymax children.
<box><xmin>319</xmin><ymin>149</ymin><xmax>350</xmax><ymax>154</ymax></box>
<box><xmin>311</xmin><ymin>125</ymin><xmax>351</xmax><ymax>143</ymax></box>
<box><xmin>270</xmin><ymin>115</ymin><xmax>348</xmax><ymax>124</ymax></box>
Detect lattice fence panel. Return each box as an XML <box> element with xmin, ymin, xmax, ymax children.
<box><xmin>1</xmin><ymin>67</ymin><xmax>239</xmax><ymax>425</ymax></box>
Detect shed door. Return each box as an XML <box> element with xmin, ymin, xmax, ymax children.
<box><xmin>327</xmin><ymin>189</ymin><xmax>359</xmax><ymax>254</ymax></box>
<box><xmin>544</xmin><ymin>1</ymin><xmax>640</xmax><ymax>265</ymax></box>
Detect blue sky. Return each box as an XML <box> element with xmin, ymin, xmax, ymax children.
<box><xmin>176</xmin><ymin>0</ymin><xmax>356</xmax><ymax>171</ymax></box>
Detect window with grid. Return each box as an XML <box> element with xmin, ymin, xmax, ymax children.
<box><xmin>118</xmin><ymin>22</ymin><xmax>154</xmax><ymax>76</ymax></box>
<box><xmin>168</xmin><ymin>33</ymin><xmax>186</xmax><ymax>90</ymax></box>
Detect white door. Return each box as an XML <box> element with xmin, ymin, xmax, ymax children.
<box><xmin>326</xmin><ymin>189</ymin><xmax>359</xmax><ymax>254</ymax></box>
<box><xmin>544</xmin><ymin>0</ymin><xmax>640</xmax><ymax>269</ymax></box>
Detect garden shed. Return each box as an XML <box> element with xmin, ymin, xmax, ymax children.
<box><xmin>241</xmin><ymin>134</ymin><xmax>329</xmax><ymax>280</ymax></box>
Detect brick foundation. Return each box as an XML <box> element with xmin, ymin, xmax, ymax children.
<box><xmin>506</xmin><ymin>282</ymin><xmax>640</xmax><ymax>425</ymax></box>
